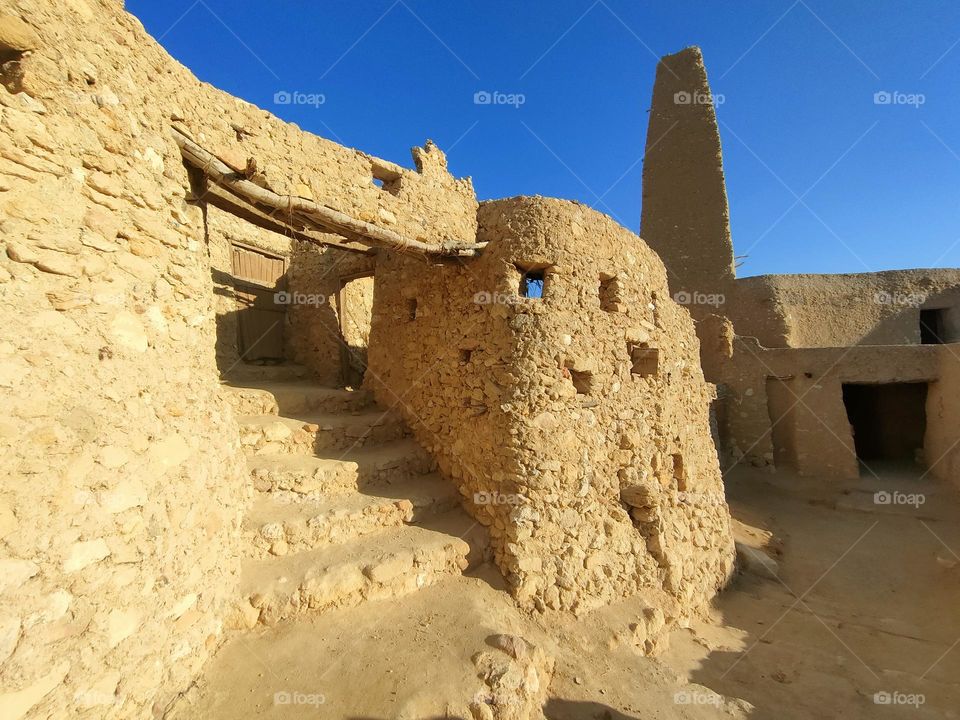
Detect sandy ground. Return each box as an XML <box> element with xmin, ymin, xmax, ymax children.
<box><xmin>663</xmin><ymin>465</ymin><xmax>960</xmax><ymax>720</ymax></box>
<box><xmin>171</xmin><ymin>465</ymin><xmax>960</xmax><ymax>719</ymax></box>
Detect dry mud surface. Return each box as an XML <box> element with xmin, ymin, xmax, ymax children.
<box><xmin>171</xmin><ymin>466</ymin><xmax>960</xmax><ymax>719</ymax></box>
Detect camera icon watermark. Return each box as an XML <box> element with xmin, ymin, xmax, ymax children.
<box><xmin>473</xmin><ymin>291</ymin><xmax>521</xmax><ymax>306</ymax></box>
<box><xmin>873</xmin><ymin>490</ymin><xmax>925</xmax><ymax>508</ymax></box>
<box><xmin>673</xmin><ymin>290</ymin><xmax>725</xmax><ymax>307</ymax></box>
<box><xmin>673</xmin><ymin>90</ymin><xmax>724</xmax><ymax>106</ymax></box>
<box><xmin>473</xmin><ymin>491</ymin><xmax>521</xmax><ymax>506</ymax></box>
<box><xmin>473</xmin><ymin>90</ymin><xmax>526</xmax><ymax>108</ymax></box>
<box><xmin>873</xmin><ymin>291</ymin><xmax>927</xmax><ymax>307</ymax></box>
<box><xmin>274</xmin><ymin>691</ymin><xmax>326</xmax><ymax>707</ymax></box>
<box><xmin>274</xmin><ymin>90</ymin><xmax>326</xmax><ymax>108</ymax></box>
<box><xmin>274</xmin><ymin>291</ymin><xmax>325</xmax><ymax>307</ymax></box>
<box><xmin>873</xmin><ymin>90</ymin><xmax>925</xmax><ymax>108</ymax></box>
<box><xmin>673</xmin><ymin>689</ymin><xmax>723</xmax><ymax>706</ymax></box>
<box><xmin>873</xmin><ymin>690</ymin><xmax>925</xmax><ymax>707</ymax></box>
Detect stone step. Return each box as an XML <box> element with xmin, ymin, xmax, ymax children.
<box><xmin>222</xmin><ymin>381</ymin><xmax>371</xmax><ymax>416</ymax></box>
<box><xmin>237</xmin><ymin>410</ymin><xmax>407</xmax><ymax>455</ymax></box>
<box><xmin>417</xmin><ymin>505</ymin><xmax>493</xmax><ymax>570</ymax></box>
<box><xmin>223</xmin><ymin>363</ymin><xmax>313</xmax><ymax>383</ymax></box>
<box><xmin>243</xmin><ymin>493</ymin><xmax>412</xmax><ymax>558</ymax></box>
<box><xmin>242</xmin><ymin>474</ymin><xmax>460</xmax><ymax>558</ymax></box>
<box><xmin>233</xmin><ymin>518</ymin><xmax>471</xmax><ymax>627</ymax></box>
<box><xmin>246</xmin><ymin>438</ymin><xmax>437</xmax><ymax>495</ymax></box>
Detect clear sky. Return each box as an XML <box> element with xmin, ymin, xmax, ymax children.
<box><xmin>127</xmin><ymin>0</ymin><xmax>960</xmax><ymax>277</ymax></box>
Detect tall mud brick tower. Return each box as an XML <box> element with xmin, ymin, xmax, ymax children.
<box><xmin>640</xmin><ymin>46</ymin><xmax>735</xmax><ymax>321</ymax></box>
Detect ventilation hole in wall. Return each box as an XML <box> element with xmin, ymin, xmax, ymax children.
<box><xmin>599</xmin><ymin>273</ymin><xmax>624</xmax><ymax>312</ymax></box>
<box><xmin>516</xmin><ymin>265</ymin><xmax>546</xmax><ymax>299</ymax></box>
<box><xmin>459</xmin><ymin>348</ymin><xmax>473</xmax><ymax>363</ymax></box>
<box><xmin>629</xmin><ymin>343</ymin><xmax>659</xmax><ymax>378</ymax></box>
<box><xmin>406</xmin><ymin>298</ymin><xmax>418</xmax><ymax>321</ymax></box>
<box><xmin>569</xmin><ymin>369</ymin><xmax>594</xmax><ymax>395</ymax></box>
<box><xmin>804</xmin><ymin>372</ymin><xmax>813</xmax><ymax>379</ymax></box>
<box><xmin>371</xmin><ymin>164</ymin><xmax>402</xmax><ymax>195</ymax></box>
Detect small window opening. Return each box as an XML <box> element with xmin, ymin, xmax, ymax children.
<box><xmin>569</xmin><ymin>369</ymin><xmax>594</xmax><ymax>395</ymax></box>
<box><xmin>459</xmin><ymin>348</ymin><xmax>473</xmax><ymax>363</ymax></box>
<box><xmin>599</xmin><ymin>273</ymin><xmax>624</xmax><ymax>312</ymax></box>
<box><xmin>629</xmin><ymin>343</ymin><xmax>659</xmax><ymax>378</ymax></box>
<box><xmin>406</xmin><ymin>298</ymin><xmax>418</xmax><ymax>321</ymax></box>
<box><xmin>518</xmin><ymin>268</ymin><xmax>545</xmax><ymax>299</ymax></box>
<box><xmin>371</xmin><ymin>163</ymin><xmax>402</xmax><ymax>195</ymax></box>
<box><xmin>920</xmin><ymin>308</ymin><xmax>946</xmax><ymax>344</ymax></box>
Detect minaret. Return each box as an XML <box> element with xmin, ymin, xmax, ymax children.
<box><xmin>640</xmin><ymin>46</ymin><xmax>735</xmax><ymax>321</ymax></box>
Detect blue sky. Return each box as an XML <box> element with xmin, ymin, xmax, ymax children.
<box><xmin>127</xmin><ymin>0</ymin><xmax>960</xmax><ymax>277</ymax></box>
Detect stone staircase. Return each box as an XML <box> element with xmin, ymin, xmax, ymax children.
<box><xmin>221</xmin><ymin>365</ymin><xmax>488</xmax><ymax>628</ymax></box>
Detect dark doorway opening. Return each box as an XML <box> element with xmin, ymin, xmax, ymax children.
<box><xmin>842</xmin><ymin>382</ymin><xmax>927</xmax><ymax>468</ymax></box>
<box><xmin>920</xmin><ymin>308</ymin><xmax>946</xmax><ymax>344</ymax></box>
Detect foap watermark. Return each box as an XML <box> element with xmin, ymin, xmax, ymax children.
<box><xmin>274</xmin><ymin>291</ymin><xmax>326</xmax><ymax>307</ymax></box>
<box><xmin>874</xmin><ymin>291</ymin><xmax>927</xmax><ymax>307</ymax></box>
<box><xmin>873</xmin><ymin>690</ymin><xmax>925</xmax><ymax>707</ymax></box>
<box><xmin>273</xmin><ymin>90</ymin><xmax>326</xmax><ymax>108</ymax></box>
<box><xmin>473</xmin><ymin>491</ymin><xmax>522</xmax><ymax>506</ymax></box>
<box><xmin>874</xmin><ymin>490</ymin><xmax>925</xmax><ymax>508</ymax></box>
<box><xmin>873</xmin><ymin>90</ymin><xmax>925</xmax><ymax>108</ymax></box>
<box><xmin>673</xmin><ymin>290</ymin><xmax>725</xmax><ymax>307</ymax></box>
<box><xmin>474</xmin><ymin>290</ymin><xmax>522</xmax><ymax>306</ymax></box>
<box><xmin>674</xmin><ymin>689</ymin><xmax>723</xmax><ymax>706</ymax></box>
<box><xmin>274</xmin><ymin>691</ymin><xmax>326</xmax><ymax>707</ymax></box>
<box><xmin>674</xmin><ymin>90</ymin><xmax>724</xmax><ymax>106</ymax></box>
<box><xmin>474</xmin><ymin>90</ymin><xmax>526</xmax><ymax>108</ymax></box>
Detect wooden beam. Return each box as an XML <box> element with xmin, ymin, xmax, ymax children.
<box><xmin>190</xmin><ymin>178</ymin><xmax>373</xmax><ymax>255</ymax></box>
<box><xmin>171</xmin><ymin>126</ymin><xmax>485</xmax><ymax>257</ymax></box>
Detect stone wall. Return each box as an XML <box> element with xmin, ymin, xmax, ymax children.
<box><xmin>0</xmin><ymin>0</ymin><xmax>476</xmax><ymax>716</ymax></box>
<box><xmin>367</xmin><ymin>196</ymin><xmax>734</xmax><ymax>617</ymax></box>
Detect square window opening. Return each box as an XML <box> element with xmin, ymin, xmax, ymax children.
<box><xmin>517</xmin><ymin>266</ymin><xmax>546</xmax><ymax>299</ymax></box>
<box><xmin>599</xmin><ymin>273</ymin><xmax>624</xmax><ymax>312</ymax></box>
<box><xmin>568</xmin><ymin>368</ymin><xmax>594</xmax><ymax>395</ymax></box>
<box><xmin>459</xmin><ymin>348</ymin><xmax>473</xmax><ymax>363</ymax></box>
<box><xmin>629</xmin><ymin>343</ymin><xmax>659</xmax><ymax>378</ymax></box>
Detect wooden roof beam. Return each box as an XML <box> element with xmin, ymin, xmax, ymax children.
<box><xmin>172</xmin><ymin>126</ymin><xmax>485</xmax><ymax>258</ymax></box>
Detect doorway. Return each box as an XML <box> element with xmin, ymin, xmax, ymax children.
<box><xmin>336</xmin><ymin>273</ymin><xmax>375</xmax><ymax>386</ymax></box>
<box><xmin>231</xmin><ymin>243</ymin><xmax>287</xmax><ymax>363</ymax></box>
<box><xmin>841</xmin><ymin>382</ymin><xmax>927</xmax><ymax>467</ymax></box>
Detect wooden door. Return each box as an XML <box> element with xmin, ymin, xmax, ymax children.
<box><xmin>231</xmin><ymin>244</ymin><xmax>287</xmax><ymax>362</ymax></box>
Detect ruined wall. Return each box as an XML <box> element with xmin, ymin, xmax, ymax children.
<box><xmin>0</xmin><ymin>0</ymin><xmax>474</xmax><ymax>716</ymax></box>
<box><xmin>731</xmin><ymin>271</ymin><xmax>960</xmax><ymax>348</ymax></box>
<box><xmin>640</xmin><ymin>46</ymin><xmax>735</xmax><ymax>322</ymax></box>
<box><xmin>367</xmin><ymin>197</ymin><xmax>734</xmax><ymax>617</ymax></box>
